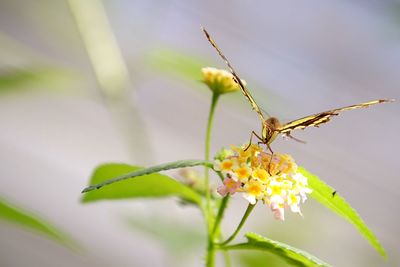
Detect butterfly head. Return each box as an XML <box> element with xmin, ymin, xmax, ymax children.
<box><xmin>266</xmin><ymin>117</ymin><xmax>281</xmax><ymax>128</ymax></box>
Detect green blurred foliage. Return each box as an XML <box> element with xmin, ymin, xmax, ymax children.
<box><xmin>147</xmin><ymin>48</ymin><xmax>210</xmax><ymax>83</ymax></box>
<box><xmin>123</xmin><ymin>215</ymin><xmax>205</xmax><ymax>257</ymax></box>
<box><xmin>0</xmin><ymin>67</ymin><xmax>74</xmax><ymax>95</ymax></box>
<box><xmin>146</xmin><ymin>47</ymin><xmax>281</xmax><ymax>115</ymax></box>
<box><xmin>0</xmin><ymin>197</ymin><xmax>77</xmax><ymax>249</ymax></box>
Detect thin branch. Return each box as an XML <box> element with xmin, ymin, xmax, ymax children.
<box><xmin>82</xmin><ymin>159</ymin><xmax>213</xmax><ymax>193</ymax></box>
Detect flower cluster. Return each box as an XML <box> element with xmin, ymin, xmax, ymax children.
<box><xmin>214</xmin><ymin>144</ymin><xmax>312</xmax><ymax>220</ymax></box>
<box><xmin>202</xmin><ymin>67</ymin><xmax>245</xmax><ymax>94</ymax></box>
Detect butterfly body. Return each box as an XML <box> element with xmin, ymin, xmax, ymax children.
<box><xmin>262</xmin><ymin>117</ymin><xmax>281</xmax><ymax>145</ymax></box>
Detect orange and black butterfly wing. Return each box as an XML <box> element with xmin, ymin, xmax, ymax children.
<box><xmin>278</xmin><ymin>99</ymin><xmax>393</xmax><ymax>135</ymax></box>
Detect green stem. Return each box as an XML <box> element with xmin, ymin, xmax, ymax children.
<box><xmin>220</xmin><ymin>203</ymin><xmax>256</xmax><ymax>246</ymax></box>
<box><xmin>205</xmin><ymin>93</ymin><xmax>220</xmax><ymax>212</ymax></box>
<box><xmin>212</xmin><ymin>196</ymin><xmax>230</xmax><ymax>237</ymax></box>
<box><xmin>222</xmin><ymin>250</ymin><xmax>232</xmax><ymax>267</ymax></box>
<box><xmin>216</xmin><ymin>171</ymin><xmax>225</xmax><ymax>182</ymax></box>
<box><xmin>208</xmin><ymin>196</ymin><xmax>231</xmax><ymax>266</ymax></box>
<box><xmin>204</xmin><ymin>92</ymin><xmax>220</xmax><ymax>267</ymax></box>
<box><xmin>82</xmin><ymin>159</ymin><xmax>212</xmax><ymax>193</ymax></box>
<box><xmin>68</xmin><ymin>0</ymin><xmax>154</xmax><ymax>164</ymax></box>
<box><xmin>206</xmin><ymin>239</ymin><xmax>216</xmax><ymax>267</ymax></box>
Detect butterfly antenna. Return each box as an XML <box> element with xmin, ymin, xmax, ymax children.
<box><xmin>202</xmin><ymin>27</ymin><xmax>267</xmax><ymax>122</ymax></box>
<box><xmin>201</xmin><ymin>27</ymin><xmax>246</xmax><ymax>90</ymax></box>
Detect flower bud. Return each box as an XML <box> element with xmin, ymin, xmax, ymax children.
<box><xmin>202</xmin><ymin>67</ymin><xmax>245</xmax><ymax>94</ymax></box>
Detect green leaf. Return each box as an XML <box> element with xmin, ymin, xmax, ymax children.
<box><xmin>146</xmin><ymin>48</ymin><xmax>211</xmax><ymax>82</ymax></box>
<box><xmin>0</xmin><ymin>198</ymin><xmax>77</xmax><ymax>249</ymax></box>
<box><xmin>0</xmin><ymin>67</ymin><xmax>72</xmax><ymax>94</ymax></box>
<box><xmin>123</xmin><ymin>215</ymin><xmax>205</xmax><ymax>255</ymax></box>
<box><xmin>223</xmin><ymin>232</ymin><xmax>331</xmax><ymax>267</ymax></box>
<box><xmin>81</xmin><ymin>162</ymin><xmax>209</xmax><ymax>204</ymax></box>
<box><xmin>236</xmin><ymin>250</ymin><xmax>289</xmax><ymax>267</ymax></box>
<box><xmin>299</xmin><ymin>167</ymin><xmax>386</xmax><ymax>258</ymax></box>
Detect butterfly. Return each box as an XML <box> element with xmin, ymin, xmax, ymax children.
<box><xmin>202</xmin><ymin>27</ymin><xmax>394</xmax><ymax>153</ymax></box>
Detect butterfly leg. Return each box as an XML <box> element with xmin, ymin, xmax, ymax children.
<box><xmin>244</xmin><ymin>131</ymin><xmax>264</xmax><ymax>151</ymax></box>
<box><xmin>244</xmin><ymin>131</ymin><xmax>274</xmax><ymax>174</ymax></box>
<box><xmin>266</xmin><ymin>143</ymin><xmax>274</xmax><ymax>154</ymax></box>
<box><xmin>266</xmin><ymin>143</ymin><xmax>275</xmax><ymax>175</ymax></box>
<box><xmin>243</xmin><ymin>132</ymin><xmax>254</xmax><ymax>151</ymax></box>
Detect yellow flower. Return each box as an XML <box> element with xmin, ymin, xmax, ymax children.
<box><xmin>287</xmin><ymin>192</ymin><xmax>302</xmax><ymax>215</ymax></box>
<box><xmin>252</xmin><ymin>167</ymin><xmax>270</xmax><ymax>183</ymax></box>
<box><xmin>243</xmin><ymin>179</ymin><xmax>266</xmax><ymax>204</ymax></box>
<box><xmin>231</xmin><ymin>144</ymin><xmax>261</xmax><ymax>160</ymax></box>
<box><xmin>278</xmin><ymin>154</ymin><xmax>297</xmax><ymax>174</ymax></box>
<box><xmin>214</xmin><ymin>144</ymin><xmax>312</xmax><ymax>221</ymax></box>
<box><xmin>234</xmin><ymin>164</ymin><xmax>252</xmax><ymax>182</ymax></box>
<box><xmin>213</xmin><ymin>158</ymin><xmax>238</xmax><ymax>177</ymax></box>
<box><xmin>266</xmin><ymin>180</ymin><xmax>286</xmax><ymax>197</ymax></box>
<box><xmin>202</xmin><ymin>67</ymin><xmax>246</xmax><ymax>94</ymax></box>
<box><xmin>220</xmin><ymin>159</ymin><xmax>234</xmax><ymax>171</ymax></box>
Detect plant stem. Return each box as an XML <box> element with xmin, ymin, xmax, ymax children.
<box><xmin>212</xmin><ymin>196</ymin><xmax>230</xmax><ymax>236</ymax></box>
<box><xmin>82</xmin><ymin>159</ymin><xmax>212</xmax><ymax>193</ymax></box>
<box><xmin>204</xmin><ymin>92</ymin><xmax>220</xmax><ymax>267</ymax></box>
<box><xmin>210</xmin><ymin>196</ymin><xmax>231</xmax><ymax>266</ymax></box>
<box><xmin>68</xmin><ymin>0</ymin><xmax>153</xmax><ymax>164</ymax></box>
<box><xmin>205</xmin><ymin>92</ymin><xmax>220</xmax><ymax>209</ymax></box>
<box><xmin>220</xmin><ymin>203</ymin><xmax>256</xmax><ymax>246</ymax></box>
<box><xmin>215</xmin><ymin>171</ymin><xmax>225</xmax><ymax>182</ymax></box>
<box><xmin>206</xmin><ymin>239</ymin><xmax>216</xmax><ymax>267</ymax></box>
<box><xmin>222</xmin><ymin>250</ymin><xmax>232</xmax><ymax>267</ymax></box>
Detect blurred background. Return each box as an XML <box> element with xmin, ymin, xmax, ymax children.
<box><xmin>0</xmin><ymin>0</ymin><xmax>399</xmax><ymax>266</ymax></box>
